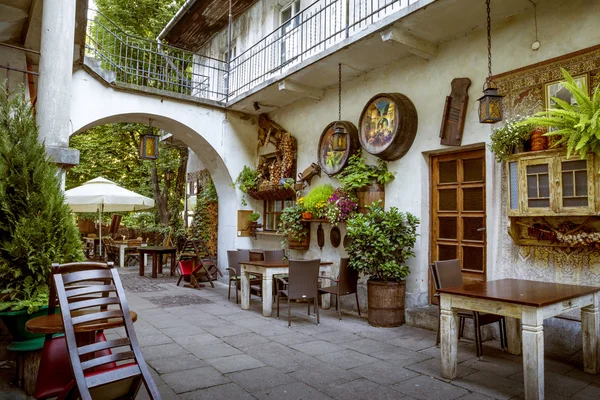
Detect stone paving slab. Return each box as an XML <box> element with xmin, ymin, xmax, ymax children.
<box><xmin>2</xmin><ymin>265</ymin><xmax>600</xmax><ymax>399</ymax></box>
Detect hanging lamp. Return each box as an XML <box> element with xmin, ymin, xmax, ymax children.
<box><xmin>332</xmin><ymin>64</ymin><xmax>347</xmax><ymax>151</ymax></box>
<box><xmin>478</xmin><ymin>0</ymin><xmax>503</xmax><ymax>124</ymax></box>
<box><xmin>139</xmin><ymin>118</ymin><xmax>160</xmax><ymax>159</ymax></box>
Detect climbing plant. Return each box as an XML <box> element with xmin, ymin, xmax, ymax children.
<box><xmin>190</xmin><ymin>174</ymin><xmax>218</xmax><ymax>256</ymax></box>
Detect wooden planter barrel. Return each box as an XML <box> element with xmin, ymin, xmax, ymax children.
<box><xmin>288</xmin><ymin>223</ymin><xmax>310</xmax><ymax>250</ymax></box>
<box><xmin>530</xmin><ymin>128</ymin><xmax>548</xmax><ymax>151</ymax></box>
<box><xmin>367</xmin><ymin>280</ymin><xmax>406</xmax><ymax>327</ymax></box>
<box><xmin>357</xmin><ymin>182</ymin><xmax>385</xmax><ymax>214</ymax></box>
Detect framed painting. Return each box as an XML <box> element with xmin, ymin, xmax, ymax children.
<box><xmin>317</xmin><ymin>121</ymin><xmax>359</xmax><ymax>176</ymax></box>
<box><xmin>544</xmin><ymin>72</ymin><xmax>589</xmax><ymax>110</ymax></box>
<box><xmin>358</xmin><ymin>93</ymin><xmax>418</xmax><ymax>161</ymax></box>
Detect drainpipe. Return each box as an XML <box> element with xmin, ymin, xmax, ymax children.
<box><xmin>157</xmin><ymin>0</ymin><xmax>198</xmax><ymax>41</ymax></box>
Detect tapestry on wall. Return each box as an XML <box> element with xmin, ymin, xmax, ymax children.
<box><xmin>494</xmin><ymin>44</ymin><xmax>600</xmax><ymax>284</ymax></box>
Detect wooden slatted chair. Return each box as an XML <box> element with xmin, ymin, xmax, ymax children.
<box><xmin>54</xmin><ymin>265</ymin><xmax>160</xmax><ymax>400</ymax></box>
<box><xmin>176</xmin><ymin>238</ymin><xmax>222</xmax><ymax>289</ymax></box>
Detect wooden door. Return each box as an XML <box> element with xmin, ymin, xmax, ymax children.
<box><xmin>430</xmin><ymin>149</ymin><xmax>486</xmax><ymax>303</ymax></box>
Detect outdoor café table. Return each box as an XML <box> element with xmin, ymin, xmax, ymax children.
<box><xmin>437</xmin><ymin>279</ymin><xmax>600</xmax><ymax>400</ymax></box>
<box><xmin>114</xmin><ymin>241</ymin><xmax>147</xmax><ymax>269</ymax></box>
<box><xmin>25</xmin><ymin>309</ymin><xmax>138</xmax><ymax>347</ymax></box>
<box><xmin>138</xmin><ymin>246</ymin><xmax>177</xmax><ymax>278</ymax></box>
<box><xmin>240</xmin><ymin>260</ymin><xmax>333</xmax><ymax>317</ymax></box>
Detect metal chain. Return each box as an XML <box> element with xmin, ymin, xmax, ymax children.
<box><xmin>338</xmin><ymin>63</ymin><xmax>342</xmax><ymax>121</ymax></box>
<box><xmin>486</xmin><ymin>0</ymin><xmax>492</xmax><ymax>79</ymax></box>
<box><xmin>528</xmin><ymin>0</ymin><xmax>539</xmax><ymax>41</ymax></box>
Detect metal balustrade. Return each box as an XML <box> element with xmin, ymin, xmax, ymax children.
<box><xmin>85</xmin><ymin>9</ymin><xmax>228</xmax><ymax>103</ymax></box>
<box><xmin>85</xmin><ymin>1</ymin><xmax>419</xmax><ymax>105</ymax></box>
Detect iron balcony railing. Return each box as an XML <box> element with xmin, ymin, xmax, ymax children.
<box><xmin>228</xmin><ymin>0</ymin><xmax>419</xmax><ymax>100</ymax></box>
<box><xmin>85</xmin><ymin>1</ymin><xmax>420</xmax><ymax>105</ymax></box>
<box><xmin>85</xmin><ymin>9</ymin><xmax>228</xmax><ymax>103</ymax></box>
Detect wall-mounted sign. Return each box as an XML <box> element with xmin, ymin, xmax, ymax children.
<box><xmin>358</xmin><ymin>93</ymin><xmax>418</xmax><ymax>161</ymax></box>
<box><xmin>317</xmin><ymin>121</ymin><xmax>359</xmax><ymax>176</ymax></box>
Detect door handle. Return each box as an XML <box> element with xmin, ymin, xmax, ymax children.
<box><xmin>476</xmin><ymin>227</ymin><xmax>486</xmax><ymax>232</ymax></box>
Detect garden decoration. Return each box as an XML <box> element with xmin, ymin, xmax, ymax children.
<box><xmin>488</xmin><ymin>116</ymin><xmax>533</xmax><ymax>162</ymax></box>
<box><xmin>440</xmin><ymin>78</ymin><xmax>471</xmax><ymax>146</ymax></box>
<box><xmin>318</xmin><ymin>121</ymin><xmax>359</xmax><ymax>176</ymax></box>
<box><xmin>346</xmin><ymin>202</ymin><xmax>419</xmax><ymax>326</ymax></box>
<box><xmin>358</xmin><ymin>93</ymin><xmax>418</xmax><ymax>161</ymax></box>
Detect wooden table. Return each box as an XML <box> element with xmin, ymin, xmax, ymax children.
<box><xmin>138</xmin><ymin>246</ymin><xmax>177</xmax><ymax>278</ymax></box>
<box><xmin>113</xmin><ymin>241</ymin><xmax>147</xmax><ymax>269</ymax></box>
<box><xmin>240</xmin><ymin>260</ymin><xmax>333</xmax><ymax>317</ymax></box>
<box><xmin>437</xmin><ymin>279</ymin><xmax>600</xmax><ymax>400</ymax></box>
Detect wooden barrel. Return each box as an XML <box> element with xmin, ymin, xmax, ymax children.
<box><xmin>367</xmin><ymin>280</ymin><xmax>406</xmax><ymax>327</ymax></box>
<box><xmin>288</xmin><ymin>223</ymin><xmax>310</xmax><ymax>250</ymax></box>
<box><xmin>356</xmin><ymin>182</ymin><xmax>385</xmax><ymax>214</ymax></box>
<box><xmin>530</xmin><ymin>128</ymin><xmax>548</xmax><ymax>151</ymax></box>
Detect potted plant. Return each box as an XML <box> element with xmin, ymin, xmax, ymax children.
<box><xmin>488</xmin><ymin>116</ymin><xmax>533</xmax><ymax>162</ymax></box>
<box><xmin>0</xmin><ymin>87</ymin><xmax>83</xmax><ymax>341</ymax></box>
<box><xmin>231</xmin><ymin>165</ymin><xmax>259</xmax><ymax>206</ymax></box>
<box><xmin>345</xmin><ymin>202</ymin><xmax>419</xmax><ymax>327</ymax></box>
<box><xmin>248</xmin><ymin>212</ymin><xmax>260</xmax><ymax>223</ymax></box>
<box><xmin>278</xmin><ymin>204</ymin><xmax>310</xmax><ymax>250</ymax></box>
<box><xmin>520</xmin><ymin>68</ymin><xmax>600</xmax><ymax>161</ymax></box>
<box><xmin>324</xmin><ymin>188</ymin><xmax>358</xmax><ymax>225</ymax></box>
<box><xmin>302</xmin><ymin>184</ymin><xmax>334</xmax><ymax>220</ymax></box>
<box><xmin>337</xmin><ymin>150</ymin><xmax>395</xmax><ymax>213</ymax></box>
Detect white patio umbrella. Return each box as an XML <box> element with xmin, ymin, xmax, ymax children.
<box><xmin>64</xmin><ymin>177</ymin><xmax>155</xmax><ymax>255</ymax></box>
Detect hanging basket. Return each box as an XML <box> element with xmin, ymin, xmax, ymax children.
<box><xmin>248</xmin><ymin>185</ymin><xmax>295</xmax><ymax>201</ymax></box>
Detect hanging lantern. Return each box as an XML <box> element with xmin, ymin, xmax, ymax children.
<box><xmin>478</xmin><ymin>80</ymin><xmax>503</xmax><ymax>123</ymax></box>
<box><xmin>139</xmin><ymin>121</ymin><xmax>159</xmax><ymax>159</ymax></box>
<box><xmin>479</xmin><ymin>0</ymin><xmax>503</xmax><ymax>124</ymax></box>
<box><xmin>332</xmin><ymin>122</ymin><xmax>347</xmax><ymax>151</ymax></box>
<box><xmin>164</xmin><ymin>169</ymin><xmax>175</xmax><ymax>183</ymax></box>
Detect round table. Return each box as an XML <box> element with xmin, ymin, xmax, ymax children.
<box><xmin>26</xmin><ymin>310</ymin><xmax>137</xmax><ymax>335</ymax></box>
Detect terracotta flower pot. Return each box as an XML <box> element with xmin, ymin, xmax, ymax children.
<box><xmin>530</xmin><ymin>128</ymin><xmax>548</xmax><ymax>151</ymax></box>
<box><xmin>301</xmin><ymin>211</ymin><xmax>313</xmax><ymax>220</ymax></box>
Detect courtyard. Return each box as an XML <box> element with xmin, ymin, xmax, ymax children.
<box><xmin>2</xmin><ymin>265</ymin><xmax>599</xmax><ymax>400</ymax></box>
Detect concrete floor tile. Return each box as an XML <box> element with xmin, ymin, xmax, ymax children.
<box><xmin>350</xmin><ymin>360</ymin><xmax>420</xmax><ymax>385</ymax></box>
<box><xmin>148</xmin><ymin>354</ymin><xmax>207</xmax><ymax>375</ymax></box>
<box><xmin>508</xmin><ymin>369</ymin><xmax>590</xmax><ymax>397</ymax></box>
<box><xmin>313</xmin><ymin>330</ymin><xmax>362</xmax><ymax>344</ymax></box>
<box><xmin>316</xmin><ymin>349</ymin><xmax>378</xmax><ymax>369</ymax></box>
<box><xmin>460</xmin><ymin>355</ymin><xmax>523</xmax><ymax>378</ymax></box>
<box><xmin>141</xmin><ymin>343</ymin><xmax>190</xmax><ymax>361</ymax></box>
<box><xmin>189</xmin><ymin>342</ymin><xmax>243</xmax><ymax>359</ymax></box>
<box><xmin>453</xmin><ymin>371</ymin><xmax>524</xmax><ymax>399</ymax></box>
<box><xmin>405</xmin><ymin>357</ymin><xmax>476</xmax><ymax>380</ymax></box>
<box><xmin>222</xmin><ymin>332</ymin><xmax>270</xmax><ymax>348</ymax></box>
<box><xmin>289</xmin><ymin>363</ymin><xmax>361</xmax><ymax>387</ymax></box>
<box><xmin>342</xmin><ymin>338</ymin><xmax>401</xmax><ymax>355</ymax></box>
<box><xmin>392</xmin><ymin>375</ymin><xmax>469</xmax><ymax>400</ymax></box>
<box><xmin>254</xmin><ymin>382</ymin><xmax>334</xmax><ymax>400</ymax></box>
<box><xmin>179</xmin><ymin>383</ymin><xmax>256</xmax><ymax>400</ymax></box>
<box><xmin>138</xmin><ymin>334</ymin><xmax>175</xmax><ymax>347</ymax></box>
<box><xmin>371</xmin><ymin>345</ymin><xmax>433</xmax><ymax>366</ymax></box>
<box><xmin>160</xmin><ymin>325</ymin><xmax>206</xmax><ymax>338</ymax></box>
<box><xmin>204</xmin><ymin>354</ymin><xmax>265</xmax><ymax>373</ymax></box>
<box><xmin>161</xmin><ymin>366</ymin><xmax>230</xmax><ymax>394</ymax></box>
<box><xmin>323</xmin><ymin>378</ymin><xmax>407</xmax><ymax>400</ymax></box>
<box><xmin>203</xmin><ymin>324</ymin><xmax>251</xmax><ymax>338</ymax></box>
<box><xmin>270</xmin><ymin>331</ymin><xmax>316</xmax><ymax>346</ymax></box>
<box><xmin>573</xmin><ymin>383</ymin><xmax>600</xmax><ymax>399</ymax></box>
<box><xmin>227</xmin><ymin>366</ymin><xmax>298</xmax><ymax>392</ymax></box>
<box><xmin>289</xmin><ymin>340</ymin><xmax>345</xmax><ymax>356</ymax></box>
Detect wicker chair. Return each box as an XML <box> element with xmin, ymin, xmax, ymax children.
<box><xmin>276</xmin><ymin>259</ymin><xmax>321</xmax><ymax>327</ymax></box>
<box><xmin>226</xmin><ymin>250</ymin><xmax>262</xmax><ymax>303</ymax></box>
<box><xmin>318</xmin><ymin>258</ymin><xmax>361</xmax><ymax>320</ymax></box>
<box><xmin>431</xmin><ymin>259</ymin><xmax>507</xmax><ymax>358</ymax></box>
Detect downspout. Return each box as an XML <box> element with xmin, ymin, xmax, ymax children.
<box><xmin>157</xmin><ymin>0</ymin><xmax>198</xmax><ymax>41</ymax></box>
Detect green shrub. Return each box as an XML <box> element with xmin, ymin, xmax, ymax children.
<box><xmin>302</xmin><ymin>184</ymin><xmax>334</xmax><ymax>218</ymax></box>
<box><xmin>338</xmin><ymin>150</ymin><xmax>395</xmax><ymax>191</ymax></box>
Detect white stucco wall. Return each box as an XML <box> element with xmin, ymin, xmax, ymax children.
<box><xmin>0</xmin><ymin>46</ymin><xmax>28</xmax><ymax>95</ymax></box>
<box><xmin>256</xmin><ymin>0</ymin><xmax>600</xmax><ymax>308</ymax></box>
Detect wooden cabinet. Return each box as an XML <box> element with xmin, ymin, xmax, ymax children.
<box><xmin>507</xmin><ymin>150</ymin><xmax>597</xmax><ymax>217</ymax></box>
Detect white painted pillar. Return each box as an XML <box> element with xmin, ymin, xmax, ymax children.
<box><xmin>36</xmin><ymin>0</ymin><xmax>79</xmax><ymax>168</ymax></box>
<box><xmin>521</xmin><ymin>307</ymin><xmax>544</xmax><ymax>400</ymax></box>
<box><xmin>582</xmin><ymin>293</ymin><xmax>600</xmax><ymax>374</ymax></box>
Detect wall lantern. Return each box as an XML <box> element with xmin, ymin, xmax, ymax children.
<box><xmin>139</xmin><ymin>119</ymin><xmax>159</xmax><ymax>159</ymax></box>
<box><xmin>164</xmin><ymin>169</ymin><xmax>176</xmax><ymax>183</ymax></box>
<box><xmin>478</xmin><ymin>0</ymin><xmax>503</xmax><ymax>124</ymax></box>
<box><xmin>332</xmin><ymin>63</ymin><xmax>347</xmax><ymax>151</ymax></box>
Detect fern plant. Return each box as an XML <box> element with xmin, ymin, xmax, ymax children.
<box><xmin>520</xmin><ymin>68</ymin><xmax>600</xmax><ymax>160</ymax></box>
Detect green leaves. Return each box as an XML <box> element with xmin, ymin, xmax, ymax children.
<box><xmin>345</xmin><ymin>203</ymin><xmax>419</xmax><ymax>282</ymax></box>
<box><xmin>488</xmin><ymin>116</ymin><xmax>533</xmax><ymax>163</ymax></box>
<box><xmin>232</xmin><ymin>166</ymin><xmax>260</xmax><ymax>206</ymax></box>
<box><xmin>337</xmin><ymin>150</ymin><xmax>395</xmax><ymax>191</ymax></box>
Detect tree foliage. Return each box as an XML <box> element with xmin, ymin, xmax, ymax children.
<box><xmin>0</xmin><ymin>87</ymin><xmax>83</xmax><ymax>313</ymax></box>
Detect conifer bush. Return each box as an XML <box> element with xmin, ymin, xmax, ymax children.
<box><xmin>0</xmin><ymin>86</ymin><xmax>83</xmax><ymax>313</ymax></box>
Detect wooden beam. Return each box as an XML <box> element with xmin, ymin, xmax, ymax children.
<box><xmin>278</xmin><ymin>80</ymin><xmax>324</xmax><ymax>100</ymax></box>
<box><xmin>380</xmin><ymin>26</ymin><xmax>438</xmax><ymax>60</ymax></box>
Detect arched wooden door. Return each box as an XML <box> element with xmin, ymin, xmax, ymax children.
<box><xmin>430</xmin><ymin>148</ymin><xmax>486</xmax><ymax>303</ymax></box>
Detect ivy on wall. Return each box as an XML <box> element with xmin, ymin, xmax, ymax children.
<box><xmin>189</xmin><ymin>175</ymin><xmax>218</xmax><ymax>256</ymax></box>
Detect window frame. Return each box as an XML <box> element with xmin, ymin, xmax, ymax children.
<box><xmin>263</xmin><ymin>198</ymin><xmax>295</xmax><ymax>232</ymax></box>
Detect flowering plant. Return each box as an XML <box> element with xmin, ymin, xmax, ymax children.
<box><xmin>324</xmin><ymin>188</ymin><xmax>358</xmax><ymax>225</ymax></box>
<box><xmin>488</xmin><ymin>116</ymin><xmax>533</xmax><ymax>162</ymax></box>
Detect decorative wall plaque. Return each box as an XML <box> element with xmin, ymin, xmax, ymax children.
<box><xmin>439</xmin><ymin>78</ymin><xmax>471</xmax><ymax>146</ymax></box>
<box><xmin>358</xmin><ymin>93</ymin><xmax>418</xmax><ymax>161</ymax></box>
<box><xmin>330</xmin><ymin>226</ymin><xmax>341</xmax><ymax>248</ymax></box>
<box><xmin>317</xmin><ymin>121</ymin><xmax>359</xmax><ymax>176</ymax></box>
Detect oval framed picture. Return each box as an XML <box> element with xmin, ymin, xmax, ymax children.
<box><xmin>358</xmin><ymin>93</ymin><xmax>418</xmax><ymax>161</ymax></box>
<box><xmin>317</xmin><ymin>121</ymin><xmax>359</xmax><ymax>176</ymax></box>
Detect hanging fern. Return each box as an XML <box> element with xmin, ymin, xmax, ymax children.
<box><xmin>520</xmin><ymin>68</ymin><xmax>600</xmax><ymax>161</ymax></box>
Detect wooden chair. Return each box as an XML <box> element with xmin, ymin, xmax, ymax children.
<box><xmin>34</xmin><ymin>262</ymin><xmax>114</xmax><ymax>400</ymax></box>
<box><xmin>53</xmin><ymin>264</ymin><xmax>160</xmax><ymax>400</ymax></box>
<box><xmin>226</xmin><ymin>250</ymin><xmax>262</xmax><ymax>304</ymax></box>
<box><xmin>276</xmin><ymin>259</ymin><xmax>321</xmax><ymax>327</ymax></box>
<box><xmin>318</xmin><ymin>258</ymin><xmax>361</xmax><ymax>320</ymax></box>
<box><xmin>431</xmin><ymin>259</ymin><xmax>507</xmax><ymax>358</ymax></box>
<box><xmin>101</xmin><ymin>238</ymin><xmax>119</xmax><ymax>264</ymax></box>
<box><xmin>176</xmin><ymin>238</ymin><xmax>222</xmax><ymax>288</ymax></box>
<box><xmin>124</xmin><ymin>238</ymin><xmax>142</xmax><ymax>266</ymax></box>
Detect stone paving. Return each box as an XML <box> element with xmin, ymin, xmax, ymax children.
<box><xmin>2</xmin><ymin>265</ymin><xmax>600</xmax><ymax>399</ymax></box>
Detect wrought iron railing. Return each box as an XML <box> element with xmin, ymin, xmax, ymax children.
<box><xmin>85</xmin><ymin>1</ymin><xmax>420</xmax><ymax>105</ymax></box>
<box><xmin>85</xmin><ymin>9</ymin><xmax>228</xmax><ymax>103</ymax></box>
<box><xmin>228</xmin><ymin>0</ymin><xmax>419</xmax><ymax>100</ymax></box>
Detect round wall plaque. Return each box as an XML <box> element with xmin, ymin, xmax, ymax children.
<box><xmin>330</xmin><ymin>226</ymin><xmax>341</xmax><ymax>248</ymax></box>
<box><xmin>358</xmin><ymin>93</ymin><xmax>418</xmax><ymax>161</ymax></box>
<box><xmin>317</xmin><ymin>121</ymin><xmax>359</xmax><ymax>176</ymax></box>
